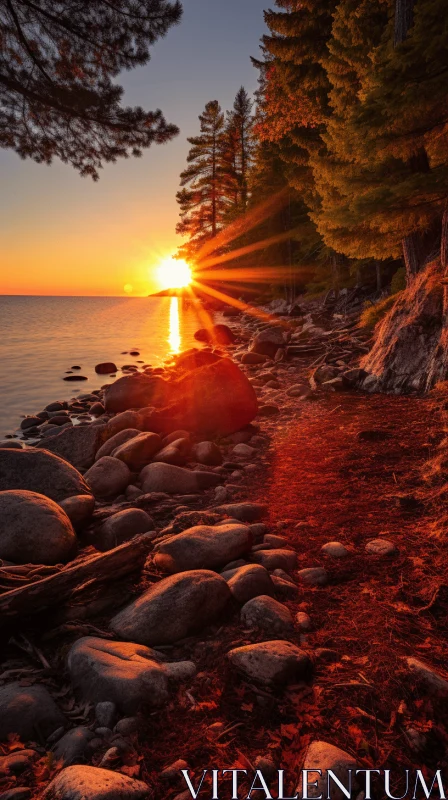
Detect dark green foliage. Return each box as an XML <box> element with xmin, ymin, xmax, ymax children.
<box><xmin>0</xmin><ymin>0</ymin><xmax>182</xmax><ymax>178</ymax></box>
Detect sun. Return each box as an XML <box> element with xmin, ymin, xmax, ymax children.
<box><xmin>155</xmin><ymin>256</ymin><xmax>192</xmax><ymax>290</ymax></box>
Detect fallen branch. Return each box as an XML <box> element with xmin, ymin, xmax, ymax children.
<box><xmin>0</xmin><ymin>533</ymin><xmax>154</xmax><ymax>626</ymax></box>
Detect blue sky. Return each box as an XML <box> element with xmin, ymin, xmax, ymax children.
<box><xmin>0</xmin><ymin>0</ymin><xmax>269</xmax><ymax>295</ymax></box>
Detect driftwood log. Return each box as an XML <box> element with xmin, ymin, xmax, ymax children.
<box><xmin>0</xmin><ymin>533</ymin><xmax>154</xmax><ymax>625</ymax></box>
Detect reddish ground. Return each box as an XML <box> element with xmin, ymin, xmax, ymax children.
<box><xmin>4</xmin><ymin>390</ymin><xmax>448</xmax><ymax>798</ymax></box>
<box><xmin>137</xmin><ymin>390</ymin><xmax>448</xmax><ymax>799</ymax></box>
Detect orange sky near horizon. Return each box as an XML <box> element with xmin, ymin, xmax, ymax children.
<box><xmin>0</xmin><ymin>0</ymin><xmax>268</xmax><ymax>298</ymax></box>
<box><xmin>0</xmin><ymin>195</ymin><xmax>181</xmax><ymax>297</ymax></box>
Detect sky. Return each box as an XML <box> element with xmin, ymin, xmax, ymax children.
<box><xmin>0</xmin><ymin>0</ymin><xmax>269</xmax><ymax>297</ymax></box>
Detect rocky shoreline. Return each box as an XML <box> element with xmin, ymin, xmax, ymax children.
<box><xmin>1</xmin><ymin>302</ymin><xmax>443</xmax><ymax>800</ymax></box>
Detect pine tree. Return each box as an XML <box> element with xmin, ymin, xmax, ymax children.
<box><xmin>309</xmin><ymin>0</ymin><xmax>393</xmax><ymax>261</ymax></box>
<box><xmin>0</xmin><ymin>0</ymin><xmax>182</xmax><ymax>178</ymax></box>
<box><xmin>312</xmin><ymin>0</ymin><xmax>448</xmax><ymax>281</ymax></box>
<box><xmin>176</xmin><ymin>100</ymin><xmax>227</xmax><ymax>259</ymax></box>
<box><xmin>260</xmin><ymin>0</ymin><xmax>337</xmax><ymax>208</ymax></box>
<box><xmin>228</xmin><ymin>87</ymin><xmax>255</xmax><ymax>211</ymax></box>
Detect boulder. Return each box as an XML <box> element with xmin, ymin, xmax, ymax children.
<box><xmin>228</xmin><ymin>640</ymin><xmax>311</xmax><ymax>687</ymax></box>
<box><xmin>193</xmin><ymin>441</ymin><xmax>223</xmax><ymax>466</ymax></box>
<box><xmin>232</xmin><ymin>443</ymin><xmax>255</xmax><ymax>458</ymax></box>
<box><xmin>240</xmin><ymin>595</ymin><xmax>294</xmax><ymax>636</ymax></box>
<box><xmin>58</xmin><ymin>495</ymin><xmax>95</xmax><ymax>529</ymax></box>
<box><xmin>321</xmin><ymin>542</ymin><xmax>349</xmax><ymax>559</ymax></box>
<box><xmin>313</xmin><ymin>365</ymin><xmax>340</xmax><ymax>384</ymax></box>
<box><xmin>0</xmin><ymin>448</ymin><xmax>89</xmax><ymax>502</ymax></box>
<box><xmin>37</xmin><ymin>425</ymin><xmax>106</xmax><ymax>471</ymax></box>
<box><xmin>154</xmin><ymin>523</ymin><xmax>252</xmax><ymax>573</ymax></box>
<box><xmin>52</xmin><ymin>727</ymin><xmax>94</xmax><ymax>767</ymax></box>
<box><xmin>95</xmin><ymin>429</ymin><xmax>141</xmax><ymax>461</ymax></box>
<box><xmin>405</xmin><ymin>657</ymin><xmax>448</xmax><ymax>696</ymax></box>
<box><xmin>42</xmin><ymin>765</ymin><xmax>149</xmax><ymax>800</ymax></box>
<box><xmin>140</xmin><ymin>463</ymin><xmax>220</xmax><ymax>495</ymax></box>
<box><xmin>89</xmin><ymin>402</ymin><xmax>105</xmax><ymax>417</ymax></box>
<box><xmin>0</xmin><ymin>490</ymin><xmax>77</xmax><ymax>565</ymax></box>
<box><xmin>161</xmin><ymin>430</ymin><xmax>191</xmax><ymax>447</ymax></box>
<box><xmin>95</xmin><ymin>509</ymin><xmax>153</xmax><ymax>551</ymax></box>
<box><xmin>227</xmin><ymin>564</ymin><xmax>275</xmax><ymax>604</ymax></box>
<box><xmin>112</xmin><ymin>432</ymin><xmax>162</xmax><ymax>471</ymax></box>
<box><xmin>194</xmin><ymin>324</ymin><xmax>236</xmax><ymax>345</ymax></box>
<box><xmin>110</xmin><ymin>570</ymin><xmax>231</xmax><ymax>646</ymax></box>
<box><xmin>67</xmin><ymin>637</ymin><xmax>169</xmax><ymax>713</ymax></box>
<box><xmin>251</xmin><ymin>327</ymin><xmax>285</xmax><ymax>359</ymax></box>
<box><xmin>104</xmin><ymin>412</ymin><xmax>142</xmax><ymax>439</ymax></box>
<box><xmin>153</xmin><ymin>438</ymin><xmax>191</xmax><ymax>466</ymax></box>
<box><xmin>365</xmin><ymin>539</ymin><xmax>397</xmax><ymax>556</ymax></box>
<box><xmin>252</xmin><ymin>548</ymin><xmax>298</xmax><ymax>572</ymax></box>
<box><xmin>0</xmin><ymin>683</ymin><xmax>66</xmax><ymax>741</ymax></box>
<box><xmin>141</xmin><ymin>358</ymin><xmax>258</xmax><ymax>438</ymax></box>
<box><xmin>95</xmin><ymin>363</ymin><xmax>118</xmax><ymax>375</ymax></box>
<box><xmin>104</xmin><ymin>374</ymin><xmax>169</xmax><ymax>413</ymax></box>
<box><xmin>174</xmin><ymin>349</ymin><xmax>221</xmax><ymax>371</ymax></box>
<box><xmin>297</xmin><ymin>567</ymin><xmax>328</xmax><ymax>586</ymax></box>
<box><xmin>296</xmin><ymin>742</ymin><xmax>356</xmax><ymax>800</ymax></box>
<box><xmin>0</xmin><ymin>439</ymin><xmax>23</xmax><ymax>449</ymax></box>
<box><xmin>84</xmin><ymin>457</ymin><xmax>131</xmax><ymax>499</ymax></box>
<box><xmin>214</xmin><ymin>502</ymin><xmax>267</xmax><ymax>522</ymax></box>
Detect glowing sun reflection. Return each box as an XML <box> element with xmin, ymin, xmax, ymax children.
<box><xmin>168</xmin><ymin>297</ymin><xmax>181</xmax><ymax>354</ymax></box>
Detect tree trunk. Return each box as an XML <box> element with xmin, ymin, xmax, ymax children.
<box><xmin>441</xmin><ymin>204</ymin><xmax>448</xmax><ymax>272</ymax></box>
<box><xmin>332</xmin><ymin>253</ymin><xmax>340</xmax><ymax>300</ymax></box>
<box><xmin>402</xmin><ymin>233</ymin><xmax>423</xmax><ymax>281</ymax></box>
<box><xmin>375</xmin><ymin>261</ymin><xmax>382</xmax><ymax>292</ymax></box>
<box><xmin>394</xmin><ymin>0</ymin><xmax>414</xmax><ymax>44</ymax></box>
<box><xmin>395</xmin><ymin>0</ymin><xmax>431</xmax><ymax>282</ymax></box>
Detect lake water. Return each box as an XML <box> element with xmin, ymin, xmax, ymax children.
<box><xmin>0</xmin><ymin>296</ymin><xmax>211</xmax><ymax>437</ymax></box>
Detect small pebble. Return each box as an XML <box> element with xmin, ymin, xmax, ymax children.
<box><xmin>365</xmin><ymin>539</ymin><xmax>397</xmax><ymax>556</ymax></box>
<box><xmin>296</xmin><ymin>612</ymin><xmax>312</xmax><ymax>630</ymax></box>
<box><xmin>321</xmin><ymin>541</ymin><xmax>349</xmax><ymax>558</ymax></box>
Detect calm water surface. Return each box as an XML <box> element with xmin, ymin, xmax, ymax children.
<box><xmin>0</xmin><ymin>296</ymin><xmax>210</xmax><ymax>436</ymax></box>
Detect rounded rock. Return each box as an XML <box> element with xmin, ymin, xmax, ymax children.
<box><xmin>84</xmin><ymin>457</ymin><xmax>131</xmax><ymax>499</ymax></box>
<box><xmin>0</xmin><ymin>490</ymin><xmax>76</xmax><ymax>565</ymax></box>
<box><xmin>365</xmin><ymin>539</ymin><xmax>398</xmax><ymax>556</ymax></box>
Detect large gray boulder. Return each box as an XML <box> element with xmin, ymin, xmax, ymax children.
<box><xmin>112</xmin><ymin>432</ymin><xmax>162</xmax><ymax>471</ymax></box>
<box><xmin>296</xmin><ymin>741</ymin><xmax>356</xmax><ymax>800</ymax></box>
<box><xmin>42</xmin><ymin>765</ymin><xmax>149</xmax><ymax>800</ymax></box>
<box><xmin>58</xmin><ymin>495</ymin><xmax>95</xmax><ymax>529</ymax></box>
<box><xmin>240</xmin><ymin>595</ymin><xmax>294</xmax><ymax>637</ymax></box>
<box><xmin>0</xmin><ymin>490</ymin><xmax>77</xmax><ymax>565</ymax></box>
<box><xmin>140</xmin><ymin>463</ymin><xmax>220</xmax><ymax>494</ymax></box>
<box><xmin>95</xmin><ymin>428</ymin><xmax>141</xmax><ymax>461</ymax></box>
<box><xmin>152</xmin><ymin>438</ymin><xmax>191</xmax><ymax>466</ymax></box>
<box><xmin>0</xmin><ymin>683</ymin><xmax>66</xmax><ymax>741</ymax></box>
<box><xmin>110</xmin><ymin>570</ymin><xmax>231</xmax><ymax>646</ymax></box>
<box><xmin>84</xmin><ymin>457</ymin><xmax>131</xmax><ymax>499</ymax></box>
<box><xmin>154</xmin><ymin>523</ymin><xmax>252</xmax><ymax>573</ymax></box>
<box><xmin>251</xmin><ymin>327</ymin><xmax>285</xmax><ymax>358</ymax></box>
<box><xmin>37</xmin><ymin>425</ymin><xmax>106</xmax><ymax>471</ymax></box>
<box><xmin>227</xmin><ymin>640</ymin><xmax>311</xmax><ymax>686</ymax></box>
<box><xmin>139</xmin><ymin>357</ymin><xmax>258</xmax><ymax>438</ymax></box>
<box><xmin>67</xmin><ymin>637</ymin><xmax>169</xmax><ymax>713</ymax></box>
<box><xmin>104</xmin><ymin>373</ymin><xmax>169</xmax><ymax>413</ymax></box>
<box><xmin>251</xmin><ymin>548</ymin><xmax>297</xmax><ymax>572</ymax></box>
<box><xmin>52</xmin><ymin>727</ymin><xmax>94</xmax><ymax>767</ymax></box>
<box><xmin>95</xmin><ymin>509</ymin><xmax>153</xmax><ymax>551</ymax></box>
<box><xmin>0</xmin><ymin>448</ymin><xmax>89</xmax><ymax>502</ymax></box>
<box><xmin>227</xmin><ymin>564</ymin><xmax>275</xmax><ymax>604</ymax></box>
<box><xmin>193</xmin><ymin>441</ymin><xmax>223</xmax><ymax>466</ymax></box>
